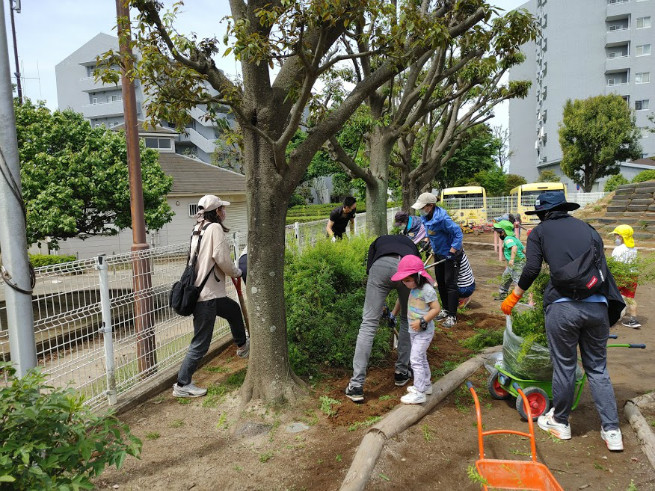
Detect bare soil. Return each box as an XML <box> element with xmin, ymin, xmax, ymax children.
<box><xmin>94</xmin><ymin>236</ymin><xmax>655</xmax><ymax>491</ymax></box>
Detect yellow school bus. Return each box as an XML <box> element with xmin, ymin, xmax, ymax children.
<box><xmin>440</xmin><ymin>186</ymin><xmax>488</xmax><ymax>226</ymax></box>
<box><xmin>510</xmin><ymin>182</ymin><xmax>567</xmax><ymax>225</ymax></box>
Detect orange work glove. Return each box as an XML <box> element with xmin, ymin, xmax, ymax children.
<box><xmin>501</xmin><ymin>291</ymin><xmax>522</xmax><ymax>315</ymax></box>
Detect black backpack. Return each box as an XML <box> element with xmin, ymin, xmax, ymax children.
<box><xmin>550</xmin><ymin>227</ymin><xmax>605</xmax><ymax>300</ymax></box>
<box><xmin>169</xmin><ymin>223</ymin><xmax>214</xmax><ymax>316</ymax></box>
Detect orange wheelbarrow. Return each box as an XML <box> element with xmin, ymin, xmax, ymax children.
<box><xmin>467</xmin><ymin>381</ymin><xmax>563</xmax><ymax>491</ymax></box>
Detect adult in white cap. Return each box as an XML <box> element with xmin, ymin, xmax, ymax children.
<box><xmin>411</xmin><ymin>192</ymin><xmax>463</xmax><ymax>328</ymax></box>
<box><xmin>173</xmin><ymin>195</ymin><xmax>249</xmax><ymax>398</ymax></box>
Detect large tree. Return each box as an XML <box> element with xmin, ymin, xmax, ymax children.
<box><xmin>15</xmin><ymin>99</ymin><xmax>173</xmax><ymax>248</ymax></box>
<box><xmin>559</xmin><ymin>94</ymin><xmax>642</xmax><ymax>192</ymax></box>
<box><xmin>104</xmin><ymin>0</ymin><xmax>502</xmax><ymax>404</ymax></box>
<box><xmin>327</xmin><ymin>7</ymin><xmax>537</xmax><ymax>218</ymax></box>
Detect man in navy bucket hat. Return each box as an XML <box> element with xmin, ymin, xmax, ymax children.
<box><xmin>501</xmin><ymin>190</ymin><xmax>626</xmax><ymax>452</ymax></box>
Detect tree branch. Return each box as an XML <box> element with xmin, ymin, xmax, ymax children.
<box><xmin>326</xmin><ymin>137</ymin><xmax>373</xmax><ymax>183</ymax></box>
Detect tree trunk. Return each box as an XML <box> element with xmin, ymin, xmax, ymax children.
<box><xmin>366</xmin><ymin>129</ymin><xmax>394</xmax><ymax>236</ymax></box>
<box><xmin>239</xmin><ymin>128</ymin><xmax>305</xmax><ymax>405</ymax></box>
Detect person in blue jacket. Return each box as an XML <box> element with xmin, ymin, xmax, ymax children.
<box><xmin>411</xmin><ymin>192</ymin><xmax>463</xmax><ymax>328</ymax></box>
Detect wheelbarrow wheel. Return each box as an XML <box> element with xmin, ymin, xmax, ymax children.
<box><xmin>487</xmin><ymin>369</ymin><xmax>510</xmax><ymax>400</ymax></box>
<box><xmin>516</xmin><ymin>387</ymin><xmax>550</xmax><ymax>421</ymax></box>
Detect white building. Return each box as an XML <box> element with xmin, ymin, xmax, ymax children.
<box><xmin>509</xmin><ymin>0</ymin><xmax>655</xmax><ymax>191</ymax></box>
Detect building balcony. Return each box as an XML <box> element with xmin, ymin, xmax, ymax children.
<box><xmin>605</xmin><ymin>55</ymin><xmax>630</xmax><ymax>71</ymax></box>
<box><xmin>605</xmin><ymin>28</ymin><xmax>632</xmax><ymax>45</ymax></box>
<box><xmin>78</xmin><ymin>76</ymin><xmax>121</xmax><ymax>93</ymax></box>
<box><xmin>81</xmin><ymin>100</ymin><xmax>125</xmax><ymax>119</ymax></box>
<box><xmin>176</xmin><ymin>127</ymin><xmax>216</xmax><ymax>155</ymax></box>
<box><xmin>606</xmin><ymin>0</ymin><xmax>631</xmax><ymax>17</ymax></box>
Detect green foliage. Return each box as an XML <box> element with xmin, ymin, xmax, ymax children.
<box><xmin>632</xmin><ymin>170</ymin><xmax>655</xmax><ymax>184</ymax></box>
<box><xmin>15</xmin><ymin>99</ymin><xmax>173</xmax><ymax>248</ymax></box>
<box><xmin>504</xmin><ymin>174</ymin><xmax>528</xmax><ymax>195</ymax></box>
<box><xmin>606</xmin><ymin>254</ymin><xmax>655</xmax><ymax>290</ymax></box>
<box><xmin>604</xmin><ymin>174</ymin><xmax>629</xmax><ymax>192</ymax></box>
<box><xmin>318</xmin><ymin>396</ymin><xmax>341</xmax><ymax>418</ymax></box>
<box><xmin>460</xmin><ymin>328</ymin><xmax>504</xmax><ymax>351</ymax></box>
<box><xmin>471</xmin><ymin>167</ymin><xmax>508</xmax><ymax>197</ymax></box>
<box><xmin>559</xmin><ymin>94</ymin><xmax>642</xmax><ymax>192</ymax></box>
<box><xmin>28</xmin><ymin>254</ymin><xmax>76</xmax><ymax>268</ymax></box>
<box><xmin>538</xmin><ymin>170</ymin><xmax>560</xmax><ymax>183</ymax></box>
<box><xmin>439</xmin><ymin>125</ymin><xmax>500</xmax><ymax>189</ymax></box>
<box><xmin>0</xmin><ymin>362</ymin><xmax>141</xmax><ymax>489</ymax></box>
<box><xmin>285</xmin><ymin>236</ymin><xmax>391</xmax><ymax>375</ymax></box>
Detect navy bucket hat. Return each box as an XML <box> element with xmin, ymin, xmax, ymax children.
<box><xmin>524</xmin><ymin>191</ymin><xmax>579</xmax><ymax>215</ymax></box>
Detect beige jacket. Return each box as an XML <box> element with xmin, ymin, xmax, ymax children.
<box><xmin>189</xmin><ymin>221</ymin><xmax>241</xmax><ymax>301</ymax></box>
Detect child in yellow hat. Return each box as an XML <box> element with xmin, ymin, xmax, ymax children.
<box><xmin>611</xmin><ymin>225</ymin><xmax>640</xmax><ymax>328</ymax></box>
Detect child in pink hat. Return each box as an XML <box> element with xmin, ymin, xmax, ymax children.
<box><xmin>391</xmin><ymin>255</ymin><xmax>441</xmax><ymax>404</ymax></box>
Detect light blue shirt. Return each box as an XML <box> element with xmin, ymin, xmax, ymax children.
<box><xmin>553</xmin><ymin>294</ymin><xmax>608</xmax><ymax>305</ymax></box>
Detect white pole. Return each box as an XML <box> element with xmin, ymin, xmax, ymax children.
<box><xmin>0</xmin><ymin>1</ymin><xmax>35</xmax><ymax>376</ymax></box>
<box><xmin>97</xmin><ymin>255</ymin><xmax>117</xmax><ymax>405</ymax></box>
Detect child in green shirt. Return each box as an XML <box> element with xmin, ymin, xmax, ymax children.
<box><xmin>493</xmin><ymin>220</ymin><xmax>526</xmax><ymax>300</ymax></box>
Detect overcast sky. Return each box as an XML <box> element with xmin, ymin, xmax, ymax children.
<box><xmin>3</xmin><ymin>0</ymin><xmax>527</xmax><ymax>127</ymax></box>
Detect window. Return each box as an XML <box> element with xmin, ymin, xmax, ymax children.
<box><xmin>636</xmin><ymin>44</ymin><xmax>651</xmax><ymax>56</ymax></box>
<box><xmin>635</xmin><ymin>72</ymin><xmax>651</xmax><ymax>84</ymax></box>
<box><xmin>86</xmin><ymin>66</ymin><xmax>94</xmax><ymax>77</ymax></box>
<box><xmin>189</xmin><ymin>204</ymin><xmax>199</xmax><ymax>217</ymax></box>
<box><xmin>542</xmin><ymin>86</ymin><xmax>547</xmax><ymax>100</ymax></box>
<box><xmin>637</xmin><ymin>17</ymin><xmax>652</xmax><ymax>29</ymax></box>
<box><xmin>144</xmin><ymin>137</ymin><xmax>173</xmax><ymax>150</ymax></box>
<box><xmin>636</xmin><ymin>99</ymin><xmax>650</xmax><ymax>110</ymax></box>
<box><xmin>110</xmin><ymin>94</ymin><xmax>122</xmax><ymax>102</ymax></box>
<box><xmin>542</xmin><ymin>14</ymin><xmax>547</xmax><ymax>28</ymax></box>
<box><xmin>92</xmin><ymin>97</ymin><xmax>98</xmax><ymax>105</ymax></box>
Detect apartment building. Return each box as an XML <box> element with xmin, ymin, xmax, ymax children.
<box><xmin>55</xmin><ymin>33</ymin><xmax>230</xmax><ymax>164</ymax></box>
<box><xmin>509</xmin><ymin>0</ymin><xmax>655</xmax><ymax>191</ymax></box>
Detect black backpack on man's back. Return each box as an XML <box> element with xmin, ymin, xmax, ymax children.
<box><xmin>169</xmin><ymin>223</ymin><xmax>214</xmax><ymax>316</ymax></box>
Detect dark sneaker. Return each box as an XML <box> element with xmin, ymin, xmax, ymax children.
<box><xmin>394</xmin><ymin>368</ymin><xmax>413</xmax><ymax>387</ymax></box>
<box><xmin>236</xmin><ymin>338</ymin><xmax>250</xmax><ymax>358</ymax></box>
<box><xmin>345</xmin><ymin>384</ymin><xmax>364</xmax><ymax>402</ymax></box>
<box><xmin>434</xmin><ymin>311</ymin><xmax>448</xmax><ymax>322</ymax></box>
<box><xmin>493</xmin><ymin>293</ymin><xmax>506</xmax><ymax>301</ymax></box>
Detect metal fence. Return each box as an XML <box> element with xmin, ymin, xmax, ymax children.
<box><xmin>0</xmin><ymin>194</ymin><xmax>607</xmax><ymax>411</ymax></box>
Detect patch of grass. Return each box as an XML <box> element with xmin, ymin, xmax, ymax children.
<box><xmin>593</xmin><ymin>462</ymin><xmax>607</xmax><ymax>471</ymax></box>
<box><xmin>145</xmin><ymin>432</ymin><xmax>160</xmax><ymax>440</ymax></box>
<box><xmin>216</xmin><ymin>413</ymin><xmax>229</xmax><ymax>430</ymax></box>
<box><xmin>510</xmin><ymin>448</ymin><xmax>531</xmax><ymax>457</ymax></box>
<box><xmin>302</xmin><ymin>409</ymin><xmax>319</xmax><ymax>426</ymax></box>
<box><xmin>378</xmin><ymin>395</ymin><xmax>392</xmax><ymax>401</ymax></box>
<box><xmin>460</xmin><ymin>328</ymin><xmax>504</xmax><ymax>352</ymax></box>
<box><xmin>259</xmin><ymin>451</ymin><xmax>274</xmax><ymax>463</ymax></box>
<box><xmin>202</xmin><ymin>365</ymin><xmax>229</xmax><ymax>373</ymax></box>
<box><xmin>319</xmin><ymin>395</ymin><xmax>341</xmax><ymax>417</ymax></box>
<box><xmin>176</xmin><ymin>398</ymin><xmax>192</xmax><ymax>405</ymax></box>
<box><xmin>169</xmin><ymin>419</ymin><xmax>185</xmax><ymax>428</ymax></box>
<box><xmin>432</xmin><ymin>360</ymin><xmax>460</xmax><ymax>378</ymax></box>
<box><xmin>627</xmin><ymin>479</ymin><xmax>638</xmax><ymax>491</ymax></box>
<box><xmin>378</xmin><ymin>473</ymin><xmax>390</xmax><ymax>482</ymax></box>
<box><xmin>422</xmin><ymin>424</ymin><xmax>432</xmax><ymax>442</ymax></box>
<box><xmin>336</xmin><ymin>454</ymin><xmax>342</xmax><ymax>462</ymax></box>
<box><xmin>467</xmin><ymin>465</ymin><xmax>488</xmax><ymax>486</ymax></box>
<box><xmin>234</xmin><ymin>465</ymin><xmax>242</xmax><ymax>472</ymax></box>
<box><xmin>466</xmin><ymin>320</ymin><xmax>475</xmax><ymax>326</ymax></box>
<box><xmin>348</xmin><ymin>416</ymin><xmax>382</xmax><ymax>432</ymax></box>
<box><xmin>225</xmin><ymin>368</ymin><xmax>247</xmax><ymax>388</ymax></box>
<box><xmin>650</xmin><ymin>419</ymin><xmax>655</xmax><ymax>428</ymax></box>
<box><xmin>150</xmin><ymin>395</ymin><xmax>166</xmax><ymax>404</ymax></box>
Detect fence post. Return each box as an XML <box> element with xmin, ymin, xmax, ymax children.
<box><xmin>96</xmin><ymin>255</ymin><xmax>117</xmax><ymax>405</ymax></box>
<box><xmin>294</xmin><ymin>222</ymin><xmax>301</xmax><ymax>250</ymax></box>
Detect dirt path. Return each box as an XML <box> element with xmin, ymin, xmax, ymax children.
<box><xmin>95</xmin><ymin>236</ymin><xmax>655</xmax><ymax>490</ymax></box>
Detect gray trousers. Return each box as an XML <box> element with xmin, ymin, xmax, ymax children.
<box><xmin>545</xmin><ymin>301</ymin><xmax>619</xmax><ymax>431</ymax></box>
<box><xmin>350</xmin><ymin>256</ymin><xmax>411</xmax><ymax>388</ymax></box>
<box><xmin>499</xmin><ymin>260</ymin><xmax>525</xmax><ymax>296</ymax></box>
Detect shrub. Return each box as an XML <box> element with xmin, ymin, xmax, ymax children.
<box><xmin>0</xmin><ymin>362</ymin><xmax>141</xmax><ymax>489</ymax></box>
<box><xmin>632</xmin><ymin>169</ymin><xmax>655</xmax><ymax>184</ymax></box>
<box><xmin>29</xmin><ymin>253</ymin><xmax>77</xmax><ymax>268</ymax></box>
<box><xmin>604</xmin><ymin>174</ymin><xmax>629</xmax><ymax>192</ymax></box>
<box><xmin>460</xmin><ymin>328</ymin><xmax>504</xmax><ymax>351</ymax></box>
<box><xmin>285</xmin><ymin>236</ymin><xmax>392</xmax><ymax>375</ymax></box>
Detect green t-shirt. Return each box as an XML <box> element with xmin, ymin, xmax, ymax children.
<box><xmin>502</xmin><ymin>235</ymin><xmax>525</xmax><ymax>262</ymax></box>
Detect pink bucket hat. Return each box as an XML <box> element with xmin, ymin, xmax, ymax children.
<box><xmin>391</xmin><ymin>255</ymin><xmax>434</xmax><ymax>285</ymax></box>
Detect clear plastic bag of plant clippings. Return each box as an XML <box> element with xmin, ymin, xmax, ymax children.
<box><xmin>502</xmin><ymin>316</ymin><xmax>553</xmax><ymax>381</ymax></box>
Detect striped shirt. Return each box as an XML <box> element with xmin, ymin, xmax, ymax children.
<box><xmin>458</xmin><ymin>252</ymin><xmax>475</xmax><ymax>289</ymax></box>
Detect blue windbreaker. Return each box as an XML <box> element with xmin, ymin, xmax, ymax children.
<box><xmin>420</xmin><ymin>206</ymin><xmax>463</xmax><ymax>256</ymax></box>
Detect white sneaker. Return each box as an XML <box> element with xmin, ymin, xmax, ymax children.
<box><xmin>172</xmin><ymin>382</ymin><xmax>207</xmax><ymax>398</ymax></box>
<box><xmin>601</xmin><ymin>427</ymin><xmax>624</xmax><ymax>451</ymax></box>
<box><xmin>407</xmin><ymin>385</ymin><xmax>433</xmax><ymax>395</ymax></box>
<box><xmin>400</xmin><ymin>391</ymin><xmax>427</xmax><ymax>404</ymax></box>
<box><xmin>537</xmin><ymin>408</ymin><xmax>571</xmax><ymax>440</ymax></box>
<box><xmin>434</xmin><ymin>311</ymin><xmax>448</xmax><ymax>322</ymax></box>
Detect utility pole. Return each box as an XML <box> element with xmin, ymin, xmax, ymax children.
<box><xmin>115</xmin><ymin>0</ymin><xmax>156</xmax><ymax>374</ymax></box>
<box><xmin>8</xmin><ymin>0</ymin><xmax>21</xmax><ymax>104</ymax></box>
<box><xmin>0</xmin><ymin>0</ymin><xmax>35</xmax><ymax>376</ymax></box>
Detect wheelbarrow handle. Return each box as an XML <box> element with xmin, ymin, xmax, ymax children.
<box><xmin>608</xmin><ymin>334</ymin><xmax>618</xmax><ymax>339</ymax></box>
<box><xmin>608</xmin><ymin>343</ymin><xmax>646</xmax><ymax>349</ymax></box>
<box><xmin>424</xmin><ymin>258</ymin><xmax>447</xmax><ymax>269</ymax></box>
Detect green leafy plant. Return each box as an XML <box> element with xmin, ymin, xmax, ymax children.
<box><xmin>319</xmin><ymin>396</ymin><xmax>341</xmax><ymax>418</ymax></box>
<box><xmin>460</xmin><ymin>328</ymin><xmax>504</xmax><ymax>351</ymax></box>
<box><xmin>466</xmin><ymin>465</ymin><xmax>488</xmax><ymax>486</ymax></box>
<box><xmin>604</xmin><ymin>174</ymin><xmax>629</xmax><ymax>192</ymax></box>
<box><xmin>285</xmin><ymin>236</ymin><xmax>391</xmax><ymax>375</ymax></box>
<box><xmin>348</xmin><ymin>416</ymin><xmax>382</xmax><ymax>432</ymax></box>
<box><xmin>28</xmin><ymin>254</ymin><xmax>77</xmax><ymax>268</ymax></box>
<box><xmin>259</xmin><ymin>451</ymin><xmax>274</xmax><ymax>463</ymax></box>
<box><xmin>632</xmin><ymin>169</ymin><xmax>655</xmax><ymax>183</ymax></box>
<box><xmin>0</xmin><ymin>362</ymin><xmax>141</xmax><ymax>489</ymax></box>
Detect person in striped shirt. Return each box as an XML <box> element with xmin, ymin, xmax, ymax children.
<box><xmin>457</xmin><ymin>252</ymin><xmax>476</xmax><ymax>308</ymax></box>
